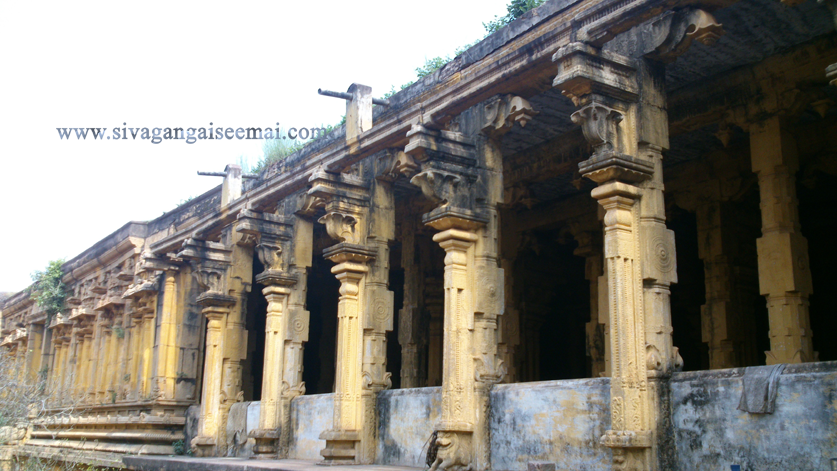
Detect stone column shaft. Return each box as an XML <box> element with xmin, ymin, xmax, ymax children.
<box><xmin>155</xmin><ymin>272</ymin><xmax>179</xmax><ymax>399</ymax></box>
<box><xmin>594</xmin><ymin>182</ymin><xmax>654</xmax><ymax>468</ymax></box>
<box><xmin>192</xmin><ymin>303</ymin><xmax>231</xmax><ymax>455</ymax></box>
<box><xmin>319</xmin><ymin>255</ymin><xmax>368</xmax><ymax>464</ymax></box>
<box><xmin>751</xmin><ymin>116</ymin><xmax>814</xmax><ymax>364</ymax></box>
<box><xmin>252</xmin><ymin>283</ymin><xmax>291</xmax><ymax>458</ymax></box>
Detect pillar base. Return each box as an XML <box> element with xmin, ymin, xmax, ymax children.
<box><xmin>190</xmin><ymin>436</ymin><xmax>217</xmax><ymax>457</ymax></box>
<box><xmin>318</xmin><ymin>430</ymin><xmax>360</xmax><ymax>465</ymax></box>
<box><xmin>249</xmin><ymin>429</ymin><xmax>280</xmax><ymax>459</ymax></box>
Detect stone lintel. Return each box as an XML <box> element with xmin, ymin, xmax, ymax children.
<box><xmin>322</xmin><ymin>243</ymin><xmax>377</xmax><ymax>265</ymax></box>
<box><xmin>422</xmin><ymin>206</ymin><xmax>488</xmax><ymax>232</ymax></box>
<box><xmin>255</xmin><ymin>270</ymin><xmax>298</xmax><ymax>287</ymax></box>
<box><xmin>196</xmin><ymin>292</ymin><xmax>236</xmax><ymax>308</ymax></box>
<box><xmin>405</xmin><ymin>125</ymin><xmax>477</xmax><ymax>167</ymax></box>
<box><xmin>236</xmin><ymin>209</ymin><xmax>294</xmax><ymax>240</ymax></box>
<box><xmin>552</xmin><ymin>42</ymin><xmax>638</xmax><ymax>105</ymax></box>
<box><xmin>579</xmin><ymin>151</ymin><xmax>655</xmax><ymax>184</ymax></box>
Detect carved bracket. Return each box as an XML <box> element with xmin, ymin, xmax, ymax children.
<box><xmin>379</xmin><ymin>149</ymin><xmax>420</xmax><ymax>181</ymax></box>
<box><xmin>177</xmin><ymin>238</ymin><xmax>232</xmax><ymax>296</ymax></box>
<box><xmin>236</xmin><ymin>209</ymin><xmax>294</xmax><ymax>272</ymax></box>
<box><xmin>644</xmin><ymin>9</ymin><xmax>724</xmax><ymax>63</ymax></box>
<box><xmin>572</xmin><ymin>102</ymin><xmax>624</xmax><ymax>157</ymax></box>
<box><xmin>481</xmin><ymin>95</ymin><xmax>538</xmax><ymax>137</ymax></box>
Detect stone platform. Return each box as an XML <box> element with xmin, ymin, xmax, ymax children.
<box><xmin>123</xmin><ymin>456</ymin><xmax>423</xmax><ymax>471</ymax></box>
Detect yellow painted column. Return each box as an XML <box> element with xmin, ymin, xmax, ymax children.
<box><xmin>593</xmin><ymin>182</ymin><xmax>655</xmax><ymax>469</ymax></box>
<box><xmin>319</xmin><ymin>247</ymin><xmax>369</xmax><ymax>464</ymax></box>
<box><xmin>26</xmin><ymin>325</ymin><xmax>44</xmax><ymax>384</ymax></box>
<box><xmin>82</xmin><ymin>332</ymin><xmax>93</xmax><ymax>403</ymax></box>
<box><xmin>750</xmin><ymin>116</ymin><xmax>815</xmax><ymax>364</ymax></box>
<box><xmin>155</xmin><ymin>271</ymin><xmax>179</xmax><ymax>400</ymax></box>
<box><xmin>141</xmin><ymin>309</ymin><xmax>156</xmax><ymax>398</ymax></box>
<box><xmin>191</xmin><ymin>300</ymin><xmax>233</xmax><ymax>456</ymax></box>
<box><xmin>73</xmin><ymin>331</ymin><xmax>86</xmax><ymax>400</ymax></box>
<box><xmin>429</xmin><ymin>221</ymin><xmax>480</xmax><ymax>469</ymax></box>
<box><xmin>128</xmin><ymin>316</ymin><xmax>142</xmax><ymax>400</ymax></box>
<box><xmin>251</xmin><ymin>281</ymin><xmax>292</xmax><ymax>458</ymax></box>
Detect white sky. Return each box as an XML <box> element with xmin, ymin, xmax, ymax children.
<box><xmin>0</xmin><ymin>0</ymin><xmax>511</xmax><ymax>293</ymax></box>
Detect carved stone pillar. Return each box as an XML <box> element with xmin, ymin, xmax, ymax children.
<box><xmin>237</xmin><ymin>209</ymin><xmax>309</xmax><ymax>459</ymax></box>
<box><xmin>25</xmin><ymin>324</ymin><xmax>44</xmax><ymax>384</ymax></box>
<box><xmin>155</xmin><ymin>269</ymin><xmax>180</xmax><ymax>400</ymax></box>
<box><xmin>305</xmin><ymin>163</ymin><xmax>393</xmax><ymax>465</ymax></box>
<box><xmin>319</xmin><ymin>244</ymin><xmax>374</xmax><ymax>464</ymax></box>
<box><xmin>553</xmin><ymin>16</ymin><xmax>723</xmax><ymax>463</ymax></box>
<box><xmin>429</xmin><ymin>217</ymin><xmax>482</xmax><ymax>469</ymax></box>
<box><xmin>750</xmin><ymin>116</ymin><xmax>815</xmax><ymax>364</ymax></box>
<box><xmin>407</xmin><ymin>95</ymin><xmax>531</xmax><ymax>469</ymax></box>
<box><xmin>177</xmin><ymin>238</ymin><xmax>235</xmax><ymax>457</ymax></box>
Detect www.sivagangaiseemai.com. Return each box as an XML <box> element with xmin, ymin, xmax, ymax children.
<box><xmin>56</xmin><ymin>123</ymin><xmax>330</xmax><ymax>144</ymax></box>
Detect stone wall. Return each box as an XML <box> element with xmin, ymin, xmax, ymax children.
<box><xmin>288</xmin><ymin>393</ymin><xmax>333</xmax><ymax>461</ymax></box>
<box><xmin>376</xmin><ymin>386</ymin><xmax>441</xmax><ymax>467</ymax></box>
<box><xmin>489</xmin><ymin>378</ymin><xmax>612</xmax><ymax>471</ymax></box>
<box><xmin>671</xmin><ymin>361</ymin><xmax>837</xmax><ymax>470</ymax></box>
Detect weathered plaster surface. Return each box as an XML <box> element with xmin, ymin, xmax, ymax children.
<box><xmin>671</xmin><ymin>361</ymin><xmax>837</xmax><ymax>470</ymax></box>
<box><xmin>489</xmin><ymin>378</ymin><xmax>611</xmax><ymax>471</ymax></box>
<box><xmin>376</xmin><ymin>387</ymin><xmax>441</xmax><ymax>467</ymax></box>
<box><xmin>288</xmin><ymin>393</ymin><xmax>333</xmax><ymax>460</ymax></box>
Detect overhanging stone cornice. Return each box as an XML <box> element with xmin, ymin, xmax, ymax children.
<box><xmin>62</xmin><ymin>236</ymin><xmax>145</xmax><ymax>285</ymax></box>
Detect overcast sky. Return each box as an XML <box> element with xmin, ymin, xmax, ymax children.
<box><xmin>0</xmin><ymin>0</ymin><xmax>512</xmax><ymax>293</ymax></box>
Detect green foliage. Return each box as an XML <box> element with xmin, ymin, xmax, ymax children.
<box><xmin>483</xmin><ymin>0</ymin><xmax>545</xmax><ymax>34</ymax></box>
<box><xmin>30</xmin><ymin>260</ymin><xmax>66</xmax><ymax>325</ymax></box>
<box><xmin>176</xmin><ymin>196</ymin><xmax>195</xmax><ymax>207</ymax></box>
<box><xmin>113</xmin><ymin>326</ymin><xmax>125</xmax><ymax>339</ymax></box>
<box><xmin>415</xmin><ymin>56</ymin><xmax>450</xmax><ymax>79</ymax></box>
<box><xmin>172</xmin><ymin>439</ymin><xmax>186</xmax><ymax>455</ymax></box>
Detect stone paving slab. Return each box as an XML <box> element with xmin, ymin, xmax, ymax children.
<box><xmin>124</xmin><ymin>456</ymin><xmax>424</xmax><ymax>471</ymax></box>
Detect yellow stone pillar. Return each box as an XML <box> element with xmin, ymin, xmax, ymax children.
<box><xmin>304</xmin><ymin>163</ymin><xmax>394</xmax><ymax>465</ymax></box>
<box><xmin>87</xmin><ymin>316</ymin><xmax>102</xmax><ymax>403</ymax></box>
<box><xmin>192</xmin><ymin>299</ymin><xmax>234</xmax><ymax>455</ymax></box>
<box><xmin>251</xmin><ymin>281</ymin><xmax>292</xmax><ymax>457</ymax></box>
<box><xmin>240</xmin><ymin>207</ymin><xmax>312</xmax><ymax>459</ymax></box>
<box><xmin>178</xmin><ymin>237</ymin><xmax>237</xmax><ymax>457</ymax></box>
<box><xmin>155</xmin><ymin>270</ymin><xmax>180</xmax><ymax>400</ymax></box>
<box><xmin>750</xmin><ymin>116</ymin><xmax>815</xmax><ymax>364</ymax></box>
<box><xmin>319</xmin><ymin>243</ymin><xmax>374</xmax><ymax>464</ymax></box>
<box><xmin>26</xmin><ymin>324</ymin><xmax>44</xmax><ymax>384</ymax></box>
<box><xmin>81</xmin><ymin>332</ymin><xmax>93</xmax><ymax>403</ymax></box>
<box><xmin>430</xmin><ymin>219</ymin><xmax>480</xmax><ymax>468</ymax></box>
<box><xmin>127</xmin><ymin>316</ymin><xmax>142</xmax><ymax>400</ymax></box>
<box><xmin>553</xmin><ymin>36</ymin><xmax>717</xmax><ymax>468</ymax></box>
<box><xmin>140</xmin><ymin>310</ymin><xmax>156</xmax><ymax>398</ymax></box>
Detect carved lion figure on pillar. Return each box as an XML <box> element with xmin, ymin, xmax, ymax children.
<box><xmin>429</xmin><ymin>431</ymin><xmax>473</xmax><ymax>471</ymax></box>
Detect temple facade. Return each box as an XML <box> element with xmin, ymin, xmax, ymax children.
<box><xmin>2</xmin><ymin>0</ymin><xmax>837</xmax><ymax>469</ymax></box>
